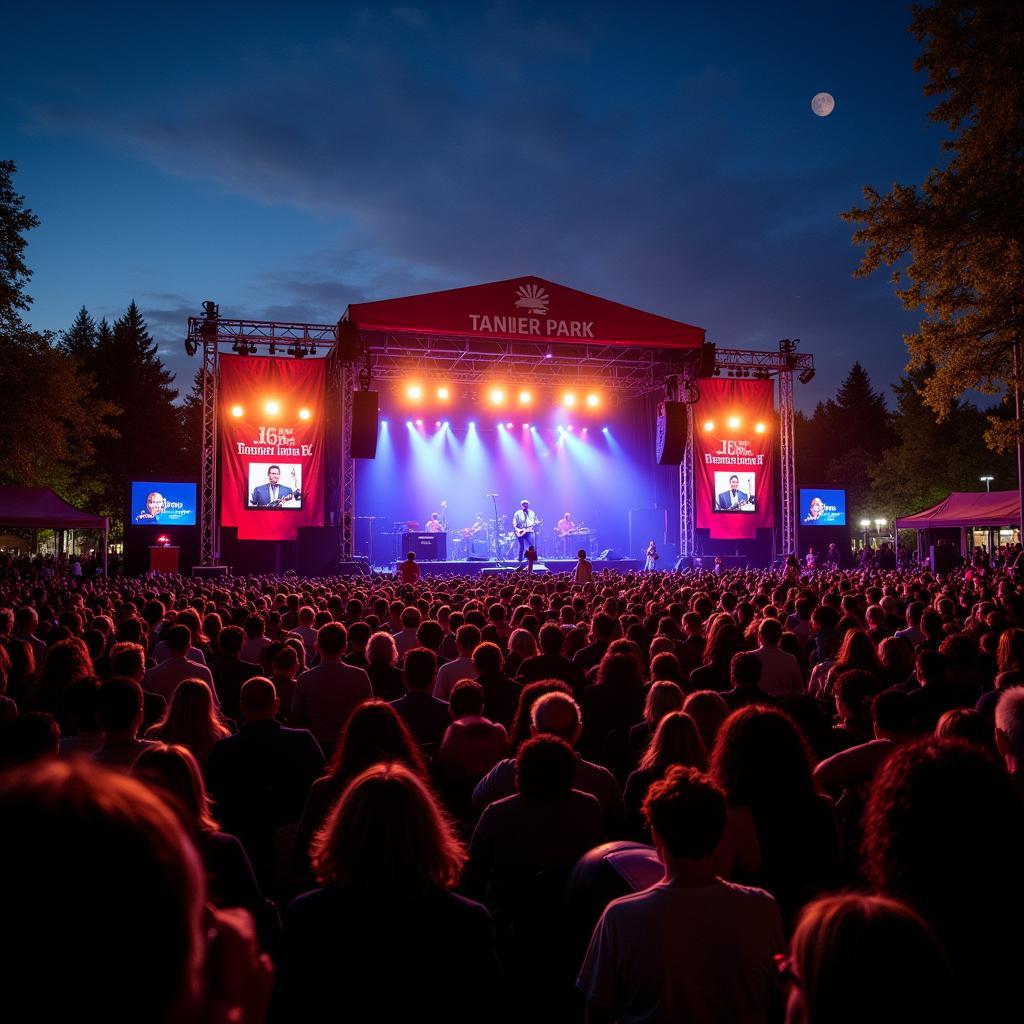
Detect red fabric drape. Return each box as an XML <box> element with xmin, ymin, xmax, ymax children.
<box><xmin>694</xmin><ymin>379</ymin><xmax>775</xmax><ymax>540</ymax></box>
<box><xmin>219</xmin><ymin>355</ymin><xmax>326</xmax><ymax>541</ymax></box>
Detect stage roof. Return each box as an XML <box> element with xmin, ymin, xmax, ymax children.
<box><xmin>895</xmin><ymin>490</ymin><xmax>1020</xmax><ymax>530</ymax></box>
<box><xmin>345</xmin><ymin>276</ymin><xmax>705</xmax><ymax>349</ymax></box>
<box><xmin>0</xmin><ymin>488</ymin><xmax>108</xmax><ymax>530</ymax></box>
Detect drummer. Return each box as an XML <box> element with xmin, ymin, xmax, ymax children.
<box><xmin>555</xmin><ymin>512</ymin><xmax>576</xmax><ymax>537</ymax></box>
<box><xmin>555</xmin><ymin>512</ymin><xmax>576</xmax><ymax>556</ymax></box>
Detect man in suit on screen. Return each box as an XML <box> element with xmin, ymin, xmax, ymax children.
<box><xmin>251</xmin><ymin>465</ymin><xmax>294</xmax><ymax>507</ymax></box>
<box><xmin>716</xmin><ymin>475</ymin><xmax>750</xmax><ymax>511</ymax></box>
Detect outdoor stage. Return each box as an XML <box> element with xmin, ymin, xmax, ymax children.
<box><xmin>186</xmin><ymin>274</ymin><xmax>818</xmax><ymax>577</ymax></box>
<box><xmin>385</xmin><ymin>557</ymin><xmax>644</xmax><ymax>577</ymax></box>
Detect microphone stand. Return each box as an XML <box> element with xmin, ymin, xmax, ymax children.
<box><xmin>490</xmin><ymin>494</ymin><xmax>505</xmax><ymax>566</ymax></box>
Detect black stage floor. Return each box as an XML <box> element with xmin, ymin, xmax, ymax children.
<box><xmin>386</xmin><ymin>558</ymin><xmax>643</xmax><ymax>577</ymax></box>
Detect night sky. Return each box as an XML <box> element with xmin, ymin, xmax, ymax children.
<box><xmin>4</xmin><ymin>1</ymin><xmax>939</xmax><ymax>409</ymax></box>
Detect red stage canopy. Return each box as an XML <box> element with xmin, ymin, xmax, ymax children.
<box><xmin>0</xmin><ymin>487</ymin><xmax>107</xmax><ymax>530</ymax></box>
<box><xmin>895</xmin><ymin>490</ymin><xmax>1020</xmax><ymax>530</ymax></box>
<box><xmin>345</xmin><ymin>276</ymin><xmax>704</xmax><ymax>349</ymax></box>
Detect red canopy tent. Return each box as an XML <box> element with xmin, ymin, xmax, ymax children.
<box><xmin>345</xmin><ymin>275</ymin><xmax>705</xmax><ymax>348</ymax></box>
<box><xmin>894</xmin><ymin>490</ymin><xmax>1021</xmax><ymax>530</ymax></box>
<box><xmin>0</xmin><ymin>487</ymin><xmax>109</xmax><ymax>575</ymax></box>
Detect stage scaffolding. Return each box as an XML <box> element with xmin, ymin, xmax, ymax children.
<box><xmin>187</xmin><ymin>312</ymin><xmax>814</xmax><ymax>566</ymax></box>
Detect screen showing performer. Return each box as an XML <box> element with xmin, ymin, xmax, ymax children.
<box><xmin>247</xmin><ymin>463</ymin><xmax>303</xmax><ymax>510</ymax></box>
<box><xmin>130</xmin><ymin>481</ymin><xmax>197</xmax><ymax>526</ymax></box>
<box><xmin>713</xmin><ymin>472</ymin><xmax>756</xmax><ymax>513</ymax></box>
<box><xmin>799</xmin><ymin>488</ymin><xmax>847</xmax><ymax>526</ymax></box>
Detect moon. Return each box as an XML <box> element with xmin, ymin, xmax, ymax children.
<box><xmin>811</xmin><ymin>92</ymin><xmax>835</xmax><ymax>117</ymax></box>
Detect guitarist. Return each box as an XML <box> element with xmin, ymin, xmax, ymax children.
<box><xmin>512</xmin><ymin>499</ymin><xmax>541</xmax><ymax>566</ymax></box>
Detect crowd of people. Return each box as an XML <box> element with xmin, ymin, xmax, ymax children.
<box><xmin>2</xmin><ymin>560</ymin><xmax>1023</xmax><ymax>1022</ymax></box>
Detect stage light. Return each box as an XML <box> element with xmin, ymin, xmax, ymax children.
<box><xmin>489</xmin><ymin>388</ymin><xmax>506</xmax><ymax>405</ymax></box>
<box><xmin>586</xmin><ymin>393</ymin><xmax>600</xmax><ymax>408</ymax></box>
<box><xmin>798</xmin><ymin>368</ymin><xmax>816</xmax><ymax>384</ymax></box>
<box><xmin>727</xmin><ymin>416</ymin><xmax>741</xmax><ymax>429</ymax></box>
<box><xmin>468</xmin><ymin>420</ymin><xmax>476</xmax><ymax>428</ymax></box>
<box><xmin>754</xmin><ymin>422</ymin><xmax>766</xmax><ymax>434</ymax></box>
<box><xmin>442</xmin><ymin>420</ymin><xmax>450</xmax><ymax>428</ymax></box>
<box><xmin>860</xmin><ymin>519</ymin><xmax>871</xmax><ymax>528</ymax></box>
<box><xmin>703</xmin><ymin>420</ymin><xmax>714</xmax><ymax>432</ymax></box>
<box><xmin>264</xmin><ymin>400</ymin><xmax>280</xmax><ymax>416</ymax></box>
<box><xmin>435</xmin><ymin>420</ymin><xmax>441</xmax><ymax>428</ymax></box>
<box><xmin>505</xmin><ymin>421</ymin><xmax>514</xmax><ymax>428</ymax></box>
<box><xmin>602</xmin><ymin>426</ymin><xmax>609</xmax><ymax>432</ymax></box>
<box><xmin>518</xmin><ymin>390</ymin><xmax>532</xmax><ymax>405</ymax></box>
<box><xmin>299</xmin><ymin>408</ymin><xmax>312</xmax><ymax>421</ymax></box>
<box><xmin>436</xmin><ymin>387</ymin><xmax>450</xmax><ymax>400</ymax></box>
<box><xmin>567</xmin><ymin>425</ymin><xmax>574</xmax><ymax>432</ymax></box>
<box><xmin>405</xmin><ymin>420</ymin><xmax>412</xmax><ymax>427</ymax></box>
<box><xmin>381</xmin><ymin>420</ymin><xmax>388</xmax><ymax>427</ymax></box>
<box><xmin>415</xmin><ymin>418</ymin><xmax>423</xmax><ymax>427</ymax></box>
<box><xmin>563</xmin><ymin>393</ymin><xmax>577</xmax><ymax>407</ymax></box>
<box><xmin>230</xmin><ymin>405</ymin><xmax>244</xmax><ymax>418</ymax></box>
<box><xmin>407</xmin><ymin>384</ymin><xmax>422</xmax><ymax>401</ymax></box>
<box><xmin>522</xmin><ymin>422</ymin><xmax>529</xmax><ymax>429</ymax></box>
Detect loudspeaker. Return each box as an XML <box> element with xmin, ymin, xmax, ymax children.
<box><xmin>599</xmin><ymin>548</ymin><xmax>627</xmax><ymax>560</ymax></box>
<box><xmin>336</xmin><ymin>320</ymin><xmax>363</xmax><ymax>362</ymax></box>
<box><xmin>350</xmin><ymin>391</ymin><xmax>379</xmax><ymax>458</ymax></box>
<box><xmin>696</xmin><ymin>342</ymin><xmax>717</xmax><ymax>377</ymax></box>
<box><xmin>298</xmin><ymin>526</ymin><xmax>340</xmax><ymax>576</ymax></box>
<box><xmin>191</xmin><ymin>565</ymin><xmax>231</xmax><ymax>578</ymax></box>
<box><xmin>656</xmin><ymin>400</ymin><xmax>688</xmax><ymax>465</ymax></box>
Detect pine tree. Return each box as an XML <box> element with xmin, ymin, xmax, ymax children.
<box><xmin>60</xmin><ymin>306</ymin><xmax>97</xmax><ymax>361</ymax></box>
<box><xmin>89</xmin><ymin>301</ymin><xmax>185</xmax><ymax>516</ymax></box>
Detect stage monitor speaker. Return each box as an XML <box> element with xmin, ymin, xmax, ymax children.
<box><xmin>336</xmin><ymin>319</ymin><xmax>363</xmax><ymax>362</ymax></box>
<box><xmin>696</xmin><ymin>342</ymin><xmax>717</xmax><ymax>377</ymax></box>
<box><xmin>599</xmin><ymin>548</ymin><xmax>627</xmax><ymax>560</ymax></box>
<box><xmin>191</xmin><ymin>565</ymin><xmax>231</xmax><ymax>578</ymax></box>
<box><xmin>656</xmin><ymin>401</ymin><xmax>688</xmax><ymax>465</ymax></box>
<box><xmin>350</xmin><ymin>390</ymin><xmax>379</xmax><ymax>459</ymax></box>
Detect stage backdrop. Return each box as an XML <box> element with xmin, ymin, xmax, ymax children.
<box><xmin>694</xmin><ymin>378</ymin><xmax>774</xmax><ymax>540</ymax></box>
<box><xmin>219</xmin><ymin>355</ymin><xmax>326</xmax><ymax>541</ymax></box>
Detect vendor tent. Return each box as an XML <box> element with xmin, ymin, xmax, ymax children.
<box><xmin>0</xmin><ymin>488</ymin><xmax>109</xmax><ymax>574</ymax></box>
<box><xmin>895</xmin><ymin>490</ymin><xmax>1020</xmax><ymax>530</ymax></box>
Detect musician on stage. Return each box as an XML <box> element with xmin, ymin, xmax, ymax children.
<box><xmin>554</xmin><ymin>512</ymin><xmax>576</xmax><ymax>557</ymax></box>
<box><xmin>512</xmin><ymin>499</ymin><xmax>540</xmax><ymax>566</ymax></box>
<box><xmin>425</xmin><ymin>513</ymin><xmax>445</xmax><ymax>534</ymax></box>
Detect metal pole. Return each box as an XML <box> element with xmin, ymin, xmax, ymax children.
<box><xmin>1015</xmin><ymin>340</ymin><xmax>1024</xmax><ymax>544</ymax></box>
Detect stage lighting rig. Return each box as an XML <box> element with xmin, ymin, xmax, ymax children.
<box><xmin>287</xmin><ymin>341</ymin><xmax>307</xmax><ymax>359</ymax></box>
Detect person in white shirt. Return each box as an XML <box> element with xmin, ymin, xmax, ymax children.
<box><xmin>434</xmin><ymin>623</ymin><xmax>481</xmax><ymax>700</ymax></box>
<box><xmin>751</xmin><ymin>618</ymin><xmax>805</xmax><ymax>698</ymax></box>
<box><xmin>574</xmin><ymin>549</ymin><xmax>593</xmax><ymax>585</ymax></box>
<box><xmin>578</xmin><ymin>765</ymin><xmax>784</xmax><ymax>1023</ymax></box>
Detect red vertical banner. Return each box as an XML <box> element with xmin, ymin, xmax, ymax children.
<box><xmin>694</xmin><ymin>379</ymin><xmax>775</xmax><ymax>540</ymax></box>
<box><xmin>219</xmin><ymin>355</ymin><xmax>326</xmax><ymax>541</ymax></box>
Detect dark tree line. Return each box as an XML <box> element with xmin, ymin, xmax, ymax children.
<box><xmin>796</xmin><ymin>361</ymin><xmax>1016</xmax><ymax>525</ymax></box>
<box><xmin>0</xmin><ymin>160</ymin><xmax>200</xmax><ymax>536</ymax></box>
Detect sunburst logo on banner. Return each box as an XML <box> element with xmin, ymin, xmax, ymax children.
<box><xmin>514</xmin><ymin>283</ymin><xmax>550</xmax><ymax>316</ymax></box>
